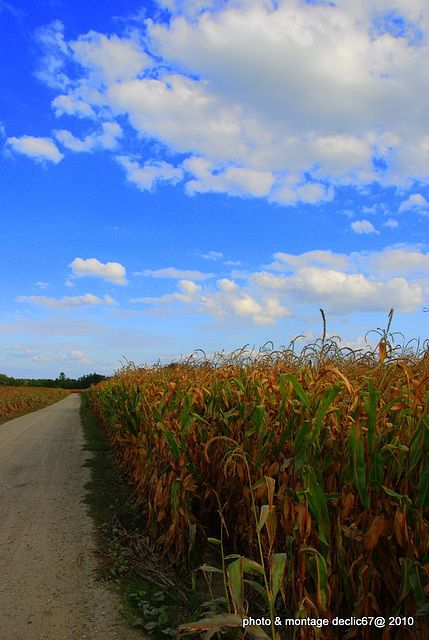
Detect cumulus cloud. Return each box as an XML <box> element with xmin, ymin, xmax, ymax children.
<box><xmin>6</xmin><ymin>135</ymin><xmax>63</xmax><ymax>163</ymax></box>
<box><xmin>131</xmin><ymin>247</ymin><xmax>428</xmax><ymax>321</ymax></box>
<box><xmin>26</xmin><ymin>0</ymin><xmax>429</xmax><ymax>200</ymax></box>
<box><xmin>52</xmin><ymin>94</ymin><xmax>96</xmax><ymax>118</ymax></box>
<box><xmin>183</xmin><ymin>157</ymin><xmax>274</xmax><ymax>197</ymax></box>
<box><xmin>399</xmin><ymin>193</ymin><xmax>429</xmax><ymax>213</ymax></box>
<box><xmin>56</xmin><ymin>121</ymin><xmax>122</xmax><ymax>152</ymax></box>
<box><xmin>70</xmin><ymin>257</ymin><xmax>127</xmax><ymax>284</ymax></box>
<box><xmin>116</xmin><ymin>156</ymin><xmax>184</xmax><ymax>190</ymax></box>
<box><xmin>133</xmin><ymin>277</ymin><xmax>291</xmax><ymax>325</ymax></box>
<box><xmin>70</xmin><ymin>32</ymin><xmax>152</xmax><ymax>84</ymax></box>
<box><xmin>251</xmin><ymin>268</ymin><xmax>421</xmax><ymax>314</ymax></box>
<box><xmin>16</xmin><ymin>293</ymin><xmax>115</xmax><ymax>311</ymax></box>
<box><xmin>351</xmin><ymin>220</ymin><xmax>379</xmax><ymax>234</ymax></box>
<box><xmin>268</xmin><ymin>250</ymin><xmax>350</xmax><ymax>272</ymax></box>
<box><xmin>369</xmin><ymin>248</ymin><xmax>429</xmax><ymax>276</ymax></box>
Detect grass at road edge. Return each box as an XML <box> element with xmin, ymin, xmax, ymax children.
<box><xmin>80</xmin><ymin>394</ymin><xmax>194</xmax><ymax>639</ymax></box>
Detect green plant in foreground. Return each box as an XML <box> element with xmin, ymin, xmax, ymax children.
<box><xmin>128</xmin><ymin>588</ymin><xmax>177</xmax><ymax>637</ymax></box>
<box><xmin>179</xmin><ymin>443</ymin><xmax>286</xmax><ymax>640</ymax></box>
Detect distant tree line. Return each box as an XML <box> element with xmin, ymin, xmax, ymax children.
<box><xmin>0</xmin><ymin>372</ymin><xmax>108</xmax><ymax>389</ymax></box>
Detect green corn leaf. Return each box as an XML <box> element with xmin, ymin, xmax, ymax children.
<box><xmin>270</xmin><ymin>553</ymin><xmax>286</xmax><ymax>605</ymax></box>
<box><xmin>285</xmin><ymin>374</ymin><xmax>311</xmax><ymax>411</ymax></box>
<box><xmin>355</xmin><ymin>460</ymin><xmax>370</xmax><ymax>509</ymax></box>
<box><xmin>302</xmin><ymin>547</ymin><xmax>329</xmax><ymax>612</ymax></box>
<box><xmin>198</xmin><ymin>565</ymin><xmax>224</xmax><ymax>574</ymax></box>
<box><xmin>416</xmin><ymin>462</ymin><xmax>429</xmax><ymax>509</ymax></box>
<box><xmin>409</xmin><ymin>562</ymin><xmax>426</xmax><ymax>606</ymax></box>
<box><xmin>241</xmin><ymin>558</ymin><xmax>265</xmax><ymax>575</ymax></box>
<box><xmin>309</xmin><ymin>383</ymin><xmax>341</xmax><ymax>445</ymax></box>
<box><xmin>349</xmin><ymin>423</ymin><xmax>370</xmax><ymax>509</ymax></box>
<box><xmin>369</xmin><ymin>451</ymin><xmax>384</xmax><ymax>488</ymax></box>
<box><xmin>409</xmin><ymin>424</ymin><xmax>424</xmax><ymax>473</ymax></box>
<box><xmin>170</xmin><ymin>479</ymin><xmax>181</xmax><ymax>513</ymax></box>
<box><xmin>382</xmin><ymin>486</ymin><xmax>406</xmax><ymax>502</ymax></box>
<box><xmin>244</xmin><ymin>579</ymin><xmax>269</xmax><ymax>605</ymax></box>
<box><xmin>279</xmin><ymin>373</ymin><xmax>288</xmax><ymax>399</ymax></box>
<box><xmin>257</xmin><ymin>504</ymin><xmax>270</xmax><ymax>534</ymax></box>
<box><xmin>254</xmin><ymin>404</ymin><xmax>266</xmax><ymax>429</ymax></box>
<box><xmin>306</xmin><ymin>468</ymin><xmax>331</xmax><ymax>546</ymax></box>
<box><xmin>180</xmin><ymin>391</ymin><xmax>193</xmax><ymax>429</ymax></box>
<box><xmin>294</xmin><ymin>420</ymin><xmax>311</xmax><ymax>452</ymax></box>
<box><xmin>227</xmin><ymin>558</ymin><xmax>243</xmax><ymax>614</ymax></box>
<box><xmin>366</xmin><ymin>381</ymin><xmax>380</xmax><ymax>453</ymax></box>
<box><xmin>398</xmin><ymin>557</ymin><xmax>412</xmax><ymax>601</ymax></box>
<box><xmin>160</xmin><ymin>424</ymin><xmax>180</xmax><ymax>460</ymax></box>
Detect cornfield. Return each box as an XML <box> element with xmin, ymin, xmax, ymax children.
<box><xmin>0</xmin><ymin>386</ymin><xmax>69</xmax><ymax>424</ymax></box>
<box><xmin>86</xmin><ymin>321</ymin><xmax>429</xmax><ymax>639</ymax></box>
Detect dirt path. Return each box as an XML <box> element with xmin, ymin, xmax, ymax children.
<box><xmin>0</xmin><ymin>395</ymin><xmax>144</xmax><ymax>640</ymax></box>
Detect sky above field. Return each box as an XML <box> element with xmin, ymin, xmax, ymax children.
<box><xmin>1</xmin><ymin>0</ymin><xmax>428</xmax><ymax>378</ymax></box>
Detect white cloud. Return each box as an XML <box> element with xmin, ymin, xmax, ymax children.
<box><xmin>116</xmin><ymin>156</ymin><xmax>184</xmax><ymax>190</ymax></box>
<box><xmin>184</xmin><ymin>157</ymin><xmax>274</xmax><ymax>197</ymax></box>
<box><xmin>9</xmin><ymin>346</ymin><xmax>93</xmax><ymax>365</ymax></box>
<box><xmin>133</xmin><ymin>279</ymin><xmax>202</xmax><ymax>305</ymax></box>
<box><xmin>251</xmin><ymin>268</ymin><xmax>422</xmax><ymax>314</ymax></box>
<box><xmin>135</xmin><ymin>267</ymin><xmax>214</xmax><ymax>279</ymax></box>
<box><xmin>201</xmin><ymin>250</ymin><xmax>224</xmax><ymax>260</ymax></box>
<box><xmin>70</xmin><ymin>32</ymin><xmax>152</xmax><ymax>84</ymax></box>
<box><xmin>369</xmin><ymin>248</ymin><xmax>429</xmax><ymax>276</ymax></box>
<box><xmin>34</xmin><ymin>20</ymin><xmax>70</xmax><ymax>90</ymax></box>
<box><xmin>56</xmin><ymin>121</ymin><xmax>122</xmax><ymax>152</ymax></box>
<box><xmin>131</xmin><ymin>247</ymin><xmax>428</xmax><ymax>320</ymax></box>
<box><xmin>351</xmin><ymin>219</ymin><xmax>379</xmax><ymax>234</ymax></box>
<box><xmin>268</xmin><ymin>250</ymin><xmax>350</xmax><ymax>272</ymax></box>
<box><xmin>16</xmin><ymin>293</ymin><xmax>115</xmax><ymax>311</ymax></box>
<box><xmin>399</xmin><ymin>193</ymin><xmax>429</xmax><ymax>213</ymax></box>
<box><xmin>383</xmin><ymin>218</ymin><xmax>398</xmax><ymax>228</ymax></box>
<box><xmin>68</xmin><ymin>349</ymin><xmax>92</xmax><ymax>364</ymax></box>
<box><xmin>133</xmin><ymin>277</ymin><xmax>291</xmax><ymax>326</ymax></box>
<box><xmin>25</xmin><ymin>1</ymin><xmax>429</xmax><ymax>199</ymax></box>
<box><xmin>70</xmin><ymin>257</ymin><xmax>127</xmax><ymax>284</ymax></box>
<box><xmin>52</xmin><ymin>94</ymin><xmax>96</xmax><ymax>118</ymax></box>
<box><xmin>55</xmin><ymin>130</ymin><xmax>95</xmax><ymax>152</ymax></box>
<box><xmin>6</xmin><ymin>135</ymin><xmax>63</xmax><ymax>163</ymax></box>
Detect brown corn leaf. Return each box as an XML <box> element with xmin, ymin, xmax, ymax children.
<box><xmin>364</xmin><ymin>514</ymin><xmax>388</xmax><ymax>551</ymax></box>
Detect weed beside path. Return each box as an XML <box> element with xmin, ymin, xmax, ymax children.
<box><xmin>80</xmin><ymin>395</ymin><xmax>196</xmax><ymax>639</ymax></box>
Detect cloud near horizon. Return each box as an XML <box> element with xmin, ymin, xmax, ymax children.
<box><xmin>131</xmin><ymin>247</ymin><xmax>428</xmax><ymax>322</ymax></box>
<box><xmin>135</xmin><ymin>267</ymin><xmax>214</xmax><ymax>280</ymax></box>
<box><xmin>16</xmin><ymin>293</ymin><xmax>115</xmax><ymax>311</ymax></box>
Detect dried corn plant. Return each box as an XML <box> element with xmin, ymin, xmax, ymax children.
<box><xmin>0</xmin><ymin>386</ymin><xmax>68</xmax><ymax>424</ymax></box>
<box><xmin>86</xmin><ymin>316</ymin><xmax>429</xmax><ymax>639</ymax></box>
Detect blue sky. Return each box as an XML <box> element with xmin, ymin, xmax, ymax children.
<box><xmin>1</xmin><ymin>0</ymin><xmax>428</xmax><ymax>378</ymax></box>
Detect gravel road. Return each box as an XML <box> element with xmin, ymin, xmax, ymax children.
<box><xmin>0</xmin><ymin>394</ymin><xmax>144</xmax><ymax>640</ymax></box>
